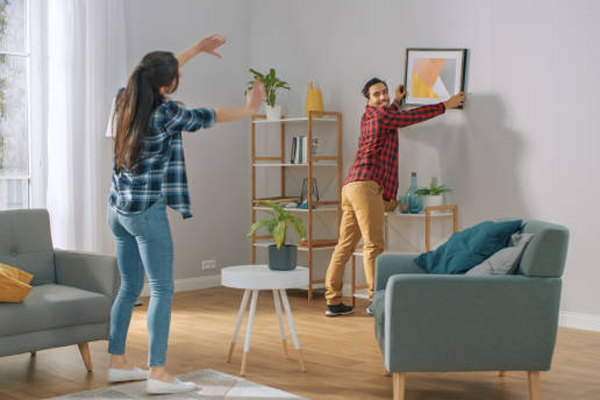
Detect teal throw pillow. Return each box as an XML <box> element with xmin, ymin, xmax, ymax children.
<box><xmin>415</xmin><ymin>219</ymin><xmax>523</xmax><ymax>274</ymax></box>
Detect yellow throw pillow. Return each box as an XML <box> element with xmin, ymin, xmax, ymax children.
<box><xmin>0</xmin><ymin>263</ymin><xmax>33</xmax><ymax>303</ymax></box>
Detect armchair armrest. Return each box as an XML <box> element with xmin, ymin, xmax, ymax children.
<box><xmin>383</xmin><ymin>275</ymin><xmax>562</xmax><ymax>372</ymax></box>
<box><xmin>54</xmin><ymin>249</ymin><xmax>120</xmax><ymax>299</ymax></box>
<box><xmin>375</xmin><ymin>253</ymin><xmax>425</xmax><ymax>291</ymax></box>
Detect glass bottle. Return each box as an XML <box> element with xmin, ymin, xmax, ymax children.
<box><xmin>405</xmin><ymin>172</ymin><xmax>422</xmax><ymax>214</ymax></box>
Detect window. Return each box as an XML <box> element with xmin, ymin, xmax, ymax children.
<box><xmin>0</xmin><ymin>0</ymin><xmax>29</xmax><ymax>210</ymax></box>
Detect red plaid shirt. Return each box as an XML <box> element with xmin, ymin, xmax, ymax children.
<box><xmin>344</xmin><ymin>103</ymin><xmax>445</xmax><ymax>201</ymax></box>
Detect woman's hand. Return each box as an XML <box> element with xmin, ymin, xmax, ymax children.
<box><xmin>246</xmin><ymin>78</ymin><xmax>266</xmax><ymax>114</ymax></box>
<box><xmin>195</xmin><ymin>34</ymin><xmax>227</xmax><ymax>58</ymax></box>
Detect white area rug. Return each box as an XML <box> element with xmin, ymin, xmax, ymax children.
<box><xmin>50</xmin><ymin>369</ymin><xmax>305</xmax><ymax>399</ymax></box>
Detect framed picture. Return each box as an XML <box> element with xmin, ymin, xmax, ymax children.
<box><xmin>404</xmin><ymin>48</ymin><xmax>468</xmax><ymax>106</ymax></box>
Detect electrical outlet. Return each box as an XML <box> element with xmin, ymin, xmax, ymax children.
<box><xmin>201</xmin><ymin>259</ymin><xmax>216</xmax><ymax>271</ymax></box>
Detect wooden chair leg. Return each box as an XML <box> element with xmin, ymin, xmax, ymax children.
<box><xmin>30</xmin><ymin>351</ymin><xmax>37</xmax><ymax>357</ymax></box>
<box><xmin>77</xmin><ymin>343</ymin><xmax>93</xmax><ymax>372</ymax></box>
<box><xmin>528</xmin><ymin>371</ymin><xmax>541</xmax><ymax>400</ymax></box>
<box><xmin>393</xmin><ymin>372</ymin><xmax>405</xmax><ymax>400</ymax></box>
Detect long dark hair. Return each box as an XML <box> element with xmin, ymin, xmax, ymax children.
<box><xmin>114</xmin><ymin>51</ymin><xmax>179</xmax><ymax>173</ymax></box>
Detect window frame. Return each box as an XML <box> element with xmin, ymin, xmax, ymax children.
<box><xmin>0</xmin><ymin>0</ymin><xmax>31</xmax><ymax>210</ymax></box>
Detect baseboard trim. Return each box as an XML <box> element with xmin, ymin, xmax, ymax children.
<box><xmin>559</xmin><ymin>311</ymin><xmax>600</xmax><ymax>332</ymax></box>
<box><xmin>140</xmin><ymin>274</ymin><xmax>221</xmax><ymax>296</ymax></box>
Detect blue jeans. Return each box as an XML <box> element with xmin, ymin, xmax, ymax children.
<box><xmin>107</xmin><ymin>198</ymin><xmax>174</xmax><ymax>367</ymax></box>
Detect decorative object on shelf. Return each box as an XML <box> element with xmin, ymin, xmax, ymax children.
<box><xmin>299</xmin><ymin>177</ymin><xmax>320</xmax><ymax>209</ymax></box>
<box><xmin>415</xmin><ymin>178</ymin><xmax>451</xmax><ymax>210</ymax></box>
<box><xmin>247</xmin><ymin>68</ymin><xmax>291</xmax><ymax>120</ymax></box>
<box><xmin>247</xmin><ymin>200</ymin><xmax>306</xmax><ymax>271</ymax></box>
<box><xmin>404</xmin><ymin>172</ymin><xmax>422</xmax><ymax>214</ymax></box>
<box><xmin>310</xmin><ymin>135</ymin><xmax>320</xmax><ymax>157</ymax></box>
<box><xmin>305</xmin><ymin>82</ymin><xmax>324</xmax><ymax>117</ymax></box>
<box><xmin>404</xmin><ymin>48</ymin><xmax>468</xmax><ymax>108</ymax></box>
<box><xmin>398</xmin><ymin>195</ymin><xmax>409</xmax><ymax>214</ymax></box>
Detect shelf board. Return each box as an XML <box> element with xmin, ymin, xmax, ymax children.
<box><xmin>385</xmin><ymin>211</ymin><xmax>454</xmax><ymax>218</ymax></box>
<box><xmin>253</xmin><ymin>162</ymin><xmax>337</xmax><ymax>168</ymax></box>
<box><xmin>254</xmin><ymin>205</ymin><xmax>338</xmax><ymax>213</ymax></box>
<box><xmin>352</xmin><ymin>288</ymin><xmax>369</xmax><ymax>299</ymax></box>
<box><xmin>253</xmin><ymin>116</ymin><xmax>338</xmax><ymax>124</ymax></box>
<box><xmin>298</xmin><ymin>239</ymin><xmax>338</xmax><ymax>248</ymax></box>
<box><xmin>353</xmin><ymin>250</ymin><xmax>418</xmax><ymax>257</ymax></box>
<box><xmin>253</xmin><ymin>241</ymin><xmax>337</xmax><ymax>251</ymax></box>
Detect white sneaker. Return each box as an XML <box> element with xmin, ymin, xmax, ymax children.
<box><xmin>108</xmin><ymin>367</ymin><xmax>150</xmax><ymax>383</ymax></box>
<box><xmin>146</xmin><ymin>378</ymin><xmax>197</xmax><ymax>394</ymax></box>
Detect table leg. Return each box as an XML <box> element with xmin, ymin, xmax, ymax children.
<box><xmin>227</xmin><ymin>289</ymin><xmax>250</xmax><ymax>363</ymax></box>
<box><xmin>273</xmin><ymin>289</ymin><xmax>289</xmax><ymax>359</ymax></box>
<box><xmin>279</xmin><ymin>289</ymin><xmax>307</xmax><ymax>372</ymax></box>
<box><xmin>240</xmin><ymin>290</ymin><xmax>259</xmax><ymax>376</ymax></box>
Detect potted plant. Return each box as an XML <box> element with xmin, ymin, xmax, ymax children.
<box><xmin>415</xmin><ymin>182</ymin><xmax>451</xmax><ymax>209</ymax></box>
<box><xmin>247</xmin><ymin>200</ymin><xmax>306</xmax><ymax>271</ymax></box>
<box><xmin>247</xmin><ymin>68</ymin><xmax>291</xmax><ymax>120</ymax></box>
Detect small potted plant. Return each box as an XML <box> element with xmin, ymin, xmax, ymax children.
<box><xmin>415</xmin><ymin>182</ymin><xmax>451</xmax><ymax>209</ymax></box>
<box><xmin>247</xmin><ymin>200</ymin><xmax>306</xmax><ymax>270</ymax></box>
<box><xmin>246</xmin><ymin>68</ymin><xmax>291</xmax><ymax>120</ymax></box>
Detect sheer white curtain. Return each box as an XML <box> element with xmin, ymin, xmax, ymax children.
<box><xmin>45</xmin><ymin>0</ymin><xmax>127</xmax><ymax>251</ymax></box>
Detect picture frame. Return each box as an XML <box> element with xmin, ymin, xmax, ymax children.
<box><xmin>403</xmin><ymin>48</ymin><xmax>468</xmax><ymax>107</ymax></box>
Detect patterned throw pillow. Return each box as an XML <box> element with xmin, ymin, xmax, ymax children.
<box><xmin>0</xmin><ymin>263</ymin><xmax>33</xmax><ymax>303</ymax></box>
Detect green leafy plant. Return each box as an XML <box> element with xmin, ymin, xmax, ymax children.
<box><xmin>246</xmin><ymin>68</ymin><xmax>291</xmax><ymax>107</ymax></box>
<box><xmin>247</xmin><ymin>200</ymin><xmax>306</xmax><ymax>249</ymax></box>
<box><xmin>415</xmin><ymin>183</ymin><xmax>451</xmax><ymax>196</ymax></box>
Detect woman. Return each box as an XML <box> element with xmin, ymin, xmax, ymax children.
<box><xmin>106</xmin><ymin>34</ymin><xmax>264</xmax><ymax>394</ymax></box>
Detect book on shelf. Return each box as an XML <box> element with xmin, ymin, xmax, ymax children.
<box><xmin>290</xmin><ymin>137</ymin><xmax>297</xmax><ymax>163</ymax></box>
<box><xmin>291</xmin><ymin>135</ymin><xmax>309</xmax><ymax>164</ymax></box>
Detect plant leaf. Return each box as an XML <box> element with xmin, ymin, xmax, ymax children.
<box><xmin>272</xmin><ymin>220</ymin><xmax>287</xmax><ymax>248</ymax></box>
<box><xmin>247</xmin><ymin>220</ymin><xmax>272</xmax><ymax>239</ymax></box>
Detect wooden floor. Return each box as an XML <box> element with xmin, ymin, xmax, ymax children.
<box><xmin>1</xmin><ymin>286</ymin><xmax>600</xmax><ymax>399</ymax></box>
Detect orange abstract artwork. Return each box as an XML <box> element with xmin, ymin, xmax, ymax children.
<box><xmin>411</xmin><ymin>58</ymin><xmax>446</xmax><ymax>99</ymax></box>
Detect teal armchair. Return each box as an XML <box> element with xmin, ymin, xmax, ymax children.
<box><xmin>0</xmin><ymin>209</ymin><xmax>119</xmax><ymax>371</ymax></box>
<box><xmin>371</xmin><ymin>220</ymin><xmax>569</xmax><ymax>400</ymax></box>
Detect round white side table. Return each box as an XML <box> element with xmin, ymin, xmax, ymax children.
<box><xmin>221</xmin><ymin>265</ymin><xmax>308</xmax><ymax>376</ymax></box>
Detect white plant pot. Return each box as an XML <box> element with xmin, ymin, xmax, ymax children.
<box><xmin>265</xmin><ymin>104</ymin><xmax>282</xmax><ymax>120</ymax></box>
<box><xmin>421</xmin><ymin>195</ymin><xmax>444</xmax><ymax>211</ymax></box>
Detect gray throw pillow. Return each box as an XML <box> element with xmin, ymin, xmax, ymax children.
<box><xmin>465</xmin><ymin>233</ymin><xmax>533</xmax><ymax>276</ymax></box>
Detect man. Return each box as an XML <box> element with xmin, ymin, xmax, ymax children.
<box><xmin>324</xmin><ymin>78</ymin><xmax>465</xmax><ymax>317</ymax></box>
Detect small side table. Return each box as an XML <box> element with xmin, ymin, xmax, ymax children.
<box><xmin>221</xmin><ymin>265</ymin><xmax>308</xmax><ymax>376</ymax></box>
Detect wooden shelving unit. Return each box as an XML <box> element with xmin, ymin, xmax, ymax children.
<box><xmin>250</xmin><ymin>111</ymin><xmax>342</xmax><ymax>300</ymax></box>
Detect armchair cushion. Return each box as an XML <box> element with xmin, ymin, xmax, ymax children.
<box><xmin>415</xmin><ymin>219</ymin><xmax>522</xmax><ymax>274</ymax></box>
<box><xmin>0</xmin><ymin>284</ymin><xmax>113</xmax><ymax>337</ymax></box>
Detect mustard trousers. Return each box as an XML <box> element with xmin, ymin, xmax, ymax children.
<box><xmin>325</xmin><ymin>181</ymin><xmax>398</xmax><ymax>305</ymax></box>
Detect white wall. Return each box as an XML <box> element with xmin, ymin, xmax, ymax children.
<box><xmin>247</xmin><ymin>0</ymin><xmax>600</xmax><ymax>324</ymax></box>
<box><xmin>118</xmin><ymin>0</ymin><xmax>600</xmax><ymax>327</ymax></box>
<box><xmin>123</xmin><ymin>0</ymin><xmax>252</xmax><ymax>280</ymax></box>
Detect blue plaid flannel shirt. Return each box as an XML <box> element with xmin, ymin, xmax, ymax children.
<box><xmin>108</xmin><ymin>95</ymin><xmax>216</xmax><ymax>219</ymax></box>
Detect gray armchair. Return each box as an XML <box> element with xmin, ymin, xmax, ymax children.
<box><xmin>0</xmin><ymin>209</ymin><xmax>119</xmax><ymax>371</ymax></box>
<box><xmin>372</xmin><ymin>219</ymin><xmax>569</xmax><ymax>400</ymax></box>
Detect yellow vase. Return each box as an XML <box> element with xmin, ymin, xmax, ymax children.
<box><xmin>305</xmin><ymin>82</ymin><xmax>324</xmax><ymax>117</ymax></box>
